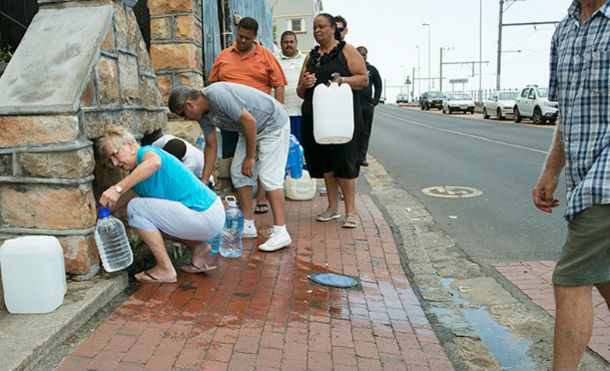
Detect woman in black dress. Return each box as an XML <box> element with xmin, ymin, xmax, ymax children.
<box><xmin>296</xmin><ymin>13</ymin><xmax>368</xmax><ymax>228</ymax></box>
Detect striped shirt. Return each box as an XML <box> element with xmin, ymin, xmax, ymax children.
<box><xmin>549</xmin><ymin>0</ymin><xmax>610</xmax><ymax>220</ymax></box>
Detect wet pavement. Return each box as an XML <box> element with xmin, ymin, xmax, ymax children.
<box><xmin>494</xmin><ymin>260</ymin><xmax>610</xmax><ymax>362</ymax></box>
<box><xmin>56</xmin><ymin>193</ymin><xmax>453</xmax><ymax>371</ymax></box>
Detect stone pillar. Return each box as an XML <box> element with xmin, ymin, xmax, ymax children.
<box><xmin>0</xmin><ymin>0</ymin><xmax>167</xmax><ymax>279</ymax></box>
<box><xmin>148</xmin><ymin>0</ymin><xmax>203</xmax><ymax>143</ymax></box>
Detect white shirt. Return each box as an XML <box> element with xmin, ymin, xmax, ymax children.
<box><xmin>277</xmin><ymin>51</ymin><xmax>306</xmax><ymax>116</ymax></box>
<box><xmin>152</xmin><ymin>135</ymin><xmax>204</xmax><ymax>178</ymax></box>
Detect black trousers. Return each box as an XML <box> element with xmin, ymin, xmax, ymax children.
<box><xmin>360</xmin><ymin>104</ymin><xmax>375</xmax><ymax>162</ymax></box>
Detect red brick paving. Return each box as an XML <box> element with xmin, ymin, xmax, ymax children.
<box><xmin>493</xmin><ymin>260</ymin><xmax>610</xmax><ymax>362</ymax></box>
<box><xmin>58</xmin><ymin>194</ymin><xmax>453</xmax><ymax>370</ymax></box>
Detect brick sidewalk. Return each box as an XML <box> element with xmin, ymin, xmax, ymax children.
<box><xmin>57</xmin><ymin>194</ymin><xmax>453</xmax><ymax>371</ymax></box>
<box><xmin>493</xmin><ymin>260</ymin><xmax>610</xmax><ymax>362</ymax></box>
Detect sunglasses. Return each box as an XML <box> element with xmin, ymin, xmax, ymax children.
<box><xmin>337</xmin><ymin>27</ymin><xmax>346</xmax><ymax>32</ymax></box>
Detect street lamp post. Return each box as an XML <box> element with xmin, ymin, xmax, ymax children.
<box><xmin>422</xmin><ymin>23</ymin><xmax>431</xmax><ymax>91</ymax></box>
<box><xmin>415</xmin><ymin>45</ymin><xmax>421</xmax><ymax>96</ymax></box>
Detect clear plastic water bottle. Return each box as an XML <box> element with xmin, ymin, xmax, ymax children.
<box><xmin>206</xmin><ymin>232</ymin><xmax>221</xmax><ymax>255</ymax></box>
<box><xmin>219</xmin><ymin>196</ymin><xmax>243</xmax><ymax>258</ymax></box>
<box><xmin>93</xmin><ymin>205</ymin><xmax>133</xmax><ymax>272</ymax></box>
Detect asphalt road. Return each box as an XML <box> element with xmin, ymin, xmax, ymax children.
<box><xmin>369</xmin><ymin>104</ymin><xmax>567</xmax><ymax>263</ymax></box>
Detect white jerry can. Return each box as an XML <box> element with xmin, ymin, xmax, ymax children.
<box><xmin>0</xmin><ymin>236</ymin><xmax>67</xmax><ymax>314</ymax></box>
<box><xmin>285</xmin><ymin>170</ymin><xmax>317</xmax><ymax>201</ymax></box>
<box><xmin>312</xmin><ymin>83</ymin><xmax>354</xmax><ymax>144</ymax></box>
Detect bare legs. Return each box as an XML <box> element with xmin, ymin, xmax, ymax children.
<box><xmin>322</xmin><ymin>172</ymin><xmax>357</xmax><ymax>216</ymax></box>
<box><xmin>133</xmin><ymin>228</ymin><xmax>213</xmax><ymax>282</ymax></box>
<box><xmin>552</xmin><ymin>284</ymin><xmax>605</xmax><ymax>370</ymax></box>
<box><xmin>236</xmin><ymin>185</ymin><xmax>285</xmax><ymax>226</ymax></box>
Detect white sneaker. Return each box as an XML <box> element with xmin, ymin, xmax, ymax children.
<box><xmin>258</xmin><ymin>227</ymin><xmax>292</xmax><ymax>252</ymax></box>
<box><xmin>243</xmin><ymin>220</ymin><xmax>257</xmax><ymax>238</ymax></box>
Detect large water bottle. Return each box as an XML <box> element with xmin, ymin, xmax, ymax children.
<box><xmin>219</xmin><ymin>196</ymin><xmax>243</xmax><ymax>258</ymax></box>
<box><xmin>93</xmin><ymin>205</ymin><xmax>133</xmax><ymax>272</ymax></box>
<box><xmin>285</xmin><ymin>134</ymin><xmax>303</xmax><ymax>179</ymax></box>
<box><xmin>206</xmin><ymin>232</ymin><xmax>221</xmax><ymax>255</ymax></box>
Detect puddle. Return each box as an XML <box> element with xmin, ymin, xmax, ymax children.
<box><xmin>439</xmin><ymin>278</ymin><xmax>534</xmax><ymax>370</ymax></box>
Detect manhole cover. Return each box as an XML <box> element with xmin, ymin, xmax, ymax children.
<box><xmin>309</xmin><ymin>272</ymin><xmax>359</xmax><ymax>288</ymax></box>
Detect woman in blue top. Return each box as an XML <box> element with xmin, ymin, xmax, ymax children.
<box><xmin>97</xmin><ymin>127</ymin><xmax>225</xmax><ymax>283</ymax></box>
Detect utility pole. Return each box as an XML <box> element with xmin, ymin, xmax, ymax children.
<box><xmin>479</xmin><ymin>0</ymin><xmax>483</xmax><ymax>102</ymax></box>
<box><xmin>496</xmin><ymin>0</ymin><xmax>559</xmax><ymax>90</ymax></box>
<box><xmin>497</xmin><ymin>0</ymin><xmax>504</xmax><ymax>91</ymax></box>
<box><xmin>440</xmin><ymin>48</ymin><xmax>443</xmax><ymax>92</ymax></box>
<box><xmin>412</xmin><ymin>66</ymin><xmax>416</xmax><ymax>101</ymax></box>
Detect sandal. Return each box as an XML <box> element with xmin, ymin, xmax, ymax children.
<box><xmin>317</xmin><ymin>208</ymin><xmax>341</xmax><ymax>222</ymax></box>
<box><xmin>181</xmin><ymin>262</ymin><xmax>217</xmax><ymax>274</ymax></box>
<box><xmin>135</xmin><ymin>270</ymin><xmax>177</xmax><ymax>283</ymax></box>
<box><xmin>342</xmin><ymin>213</ymin><xmax>359</xmax><ymax>229</ymax></box>
<box><xmin>254</xmin><ymin>203</ymin><xmax>269</xmax><ymax>214</ymax></box>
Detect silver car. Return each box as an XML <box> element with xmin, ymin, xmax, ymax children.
<box><xmin>483</xmin><ymin>91</ymin><xmax>519</xmax><ymax>120</ymax></box>
<box><xmin>441</xmin><ymin>93</ymin><xmax>475</xmax><ymax>114</ymax></box>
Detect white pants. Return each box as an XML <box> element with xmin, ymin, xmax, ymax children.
<box><xmin>231</xmin><ymin>122</ymin><xmax>290</xmax><ymax>191</ymax></box>
<box><xmin>127</xmin><ymin>197</ymin><xmax>225</xmax><ymax>241</ymax></box>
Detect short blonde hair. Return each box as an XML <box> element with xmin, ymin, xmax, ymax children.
<box><xmin>95</xmin><ymin>126</ymin><xmax>136</xmax><ymax>155</ymax></box>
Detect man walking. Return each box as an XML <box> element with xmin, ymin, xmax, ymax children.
<box><xmin>533</xmin><ymin>1</ymin><xmax>610</xmax><ymax>369</ymax></box>
<box><xmin>169</xmin><ymin>83</ymin><xmax>292</xmax><ymax>252</ymax></box>
<box><xmin>356</xmin><ymin>46</ymin><xmax>382</xmax><ymax>166</ymax></box>
<box><xmin>276</xmin><ymin>31</ymin><xmax>306</xmax><ymax>143</ymax></box>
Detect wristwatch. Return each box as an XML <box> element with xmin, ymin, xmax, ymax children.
<box><xmin>114</xmin><ymin>185</ymin><xmax>123</xmax><ymax>194</ymax></box>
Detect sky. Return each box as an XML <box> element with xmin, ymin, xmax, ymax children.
<box><xmin>321</xmin><ymin>0</ymin><xmax>572</xmax><ymax>101</ymax></box>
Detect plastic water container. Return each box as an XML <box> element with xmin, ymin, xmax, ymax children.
<box><xmin>94</xmin><ymin>205</ymin><xmax>133</xmax><ymax>272</ymax></box>
<box><xmin>206</xmin><ymin>232</ymin><xmax>221</xmax><ymax>255</ymax></box>
<box><xmin>312</xmin><ymin>83</ymin><xmax>354</xmax><ymax>144</ymax></box>
<box><xmin>0</xmin><ymin>236</ymin><xmax>67</xmax><ymax>314</ymax></box>
<box><xmin>219</xmin><ymin>196</ymin><xmax>243</xmax><ymax>258</ymax></box>
<box><xmin>285</xmin><ymin>170</ymin><xmax>317</xmax><ymax>200</ymax></box>
<box><xmin>285</xmin><ymin>134</ymin><xmax>303</xmax><ymax>179</ymax></box>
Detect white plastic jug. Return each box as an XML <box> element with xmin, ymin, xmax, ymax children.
<box><xmin>0</xmin><ymin>236</ymin><xmax>67</xmax><ymax>314</ymax></box>
<box><xmin>312</xmin><ymin>83</ymin><xmax>354</xmax><ymax>144</ymax></box>
<box><xmin>285</xmin><ymin>170</ymin><xmax>317</xmax><ymax>200</ymax></box>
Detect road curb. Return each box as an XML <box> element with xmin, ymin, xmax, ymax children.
<box><xmin>0</xmin><ymin>272</ymin><xmax>128</xmax><ymax>371</ymax></box>
<box><xmin>360</xmin><ymin>155</ymin><xmax>607</xmax><ymax>370</ymax></box>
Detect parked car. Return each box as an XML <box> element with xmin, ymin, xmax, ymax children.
<box><xmin>396</xmin><ymin>93</ymin><xmax>409</xmax><ymax>104</ymax></box>
<box><xmin>420</xmin><ymin>91</ymin><xmax>444</xmax><ymax>110</ymax></box>
<box><xmin>483</xmin><ymin>90</ymin><xmax>519</xmax><ymax>120</ymax></box>
<box><xmin>514</xmin><ymin>85</ymin><xmax>558</xmax><ymax>124</ymax></box>
<box><xmin>441</xmin><ymin>92</ymin><xmax>475</xmax><ymax>114</ymax></box>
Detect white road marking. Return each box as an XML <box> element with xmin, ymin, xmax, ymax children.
<box><xmin>378</xmin><ymin>110</ymin><xmax>549</xmax><ymax>155</ymax></box>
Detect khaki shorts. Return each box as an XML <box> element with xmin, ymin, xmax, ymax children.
<box><xmin>552</xmin><ymin>204</ymin><xmax>610</xmax><ymax>286</ymax></box>
<box><xmin>231</xmin><ymin>122</ymin><xmax>290</xmax><ymax>191</ymax></box>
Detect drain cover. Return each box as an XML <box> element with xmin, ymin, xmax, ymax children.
<box><xmin>309</xmin><ymin>272</ymin><xmax>358</xmax><ymax>288</ymax></box>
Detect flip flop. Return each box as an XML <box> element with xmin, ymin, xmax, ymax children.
<box><xmin>342</xmin><ymin>213</ymin><xmax>359</xmax><ymax>229</ymax></box>
<box><xmin>181</xmin><ymin>262</ymin><xmax>217</xmax><ymax>274</ymax></box>
<box><xmin>135</xmin><ymin>270</ymin><xmax>177</xmax><ymax>283</ymax></box>
<box><xmin>254</xmin><ymin>203</ymin><xmax>269</xmax><ymax>214</ymax></box>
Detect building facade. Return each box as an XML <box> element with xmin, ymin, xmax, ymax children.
<box><xmin>270</xmin><ymin>0</ymin><xmax>322</xmax><ymax>53</ymax></box>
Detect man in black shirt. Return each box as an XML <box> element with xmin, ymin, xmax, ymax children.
<box><xmin>356</xmin><ymin>46</ymin><xmax>382</xmax><ymax>166</ymax></box>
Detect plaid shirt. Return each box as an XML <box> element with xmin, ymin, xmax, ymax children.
<box><xmin>549</xmin><ymin>0</ymin><xmax>610</xmax><ymax>220</ymax></box>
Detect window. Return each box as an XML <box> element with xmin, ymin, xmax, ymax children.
<box><xmin>521</xmin><ymin>88</ymin><xmax>529</xmax><ymax>98</ymax></box>
<box><xmin>290</xmin><ymin>18</ymin><xmax>304</xmax><ymax>32</ymax></box>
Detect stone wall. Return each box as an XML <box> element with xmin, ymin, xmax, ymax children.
<box><xmin>0</xmin><ymin>0</ymin><xmax>167</xmax><ymax>279</ymax></box>
<box><xmin>148</xmin><ymin>0</ymin><xmax>203</xmax><ymax>143</ymax></box>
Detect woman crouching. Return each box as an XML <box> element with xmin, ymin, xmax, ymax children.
<box><xmin>97</xmin><ymin>126</ymin><xmax>225</xmax><ymax>283</ymax></box>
